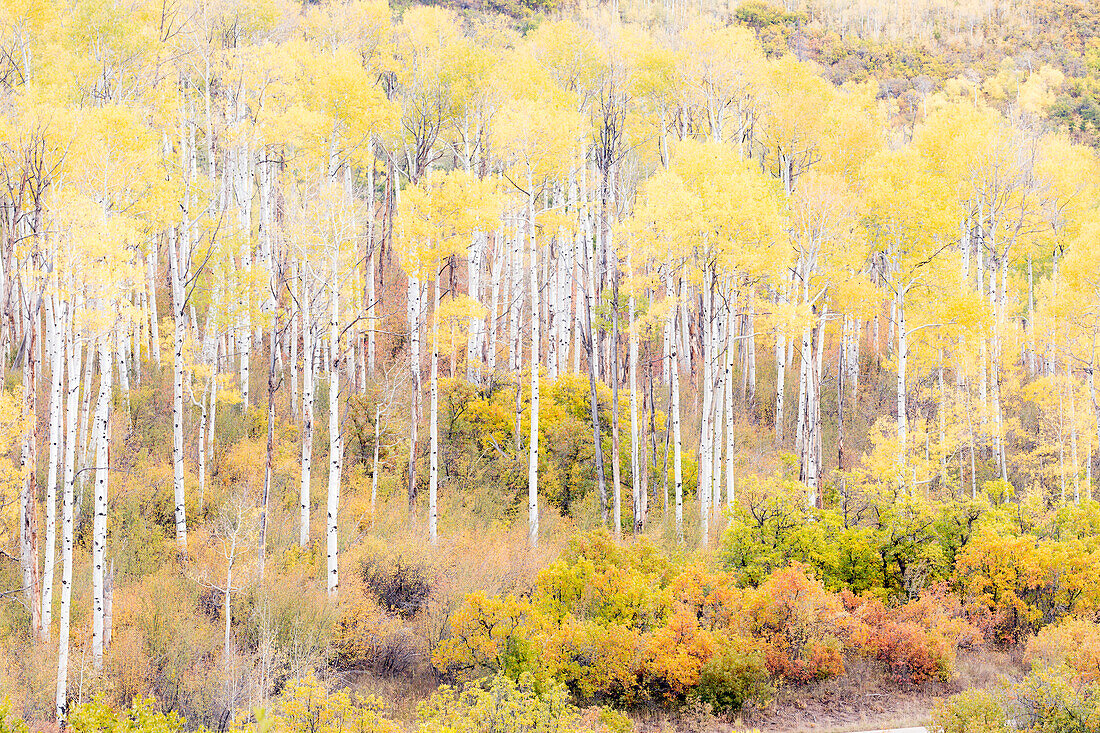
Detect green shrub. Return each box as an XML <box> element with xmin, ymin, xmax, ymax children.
<box><xmin>417</xmin><ymin>672</ymin><xmax>584</xmax><ymax>733</ymax></box>
<box><xmin>694</xmin><ymin>638</ymin><xmax>773</xmax><ymax>713</ymax></box>
<box><xmin>68</xmin><ymin>696</ymin><xmax>186</xmax><ymax>733</ymax></box>
<box><xmin>0</xmin><ymin>701</ymin><xmax>27</xmax><ymax>733</ymax></box>
<box><xmin>1010</xmin><ymin>667</ymin><xmax>1099</xmax><ymax>733</ymax></box>
<box><xmin>931</xmin><ymin>689</ymin><xmax>1008</xmax><ymax>733</ymax></box>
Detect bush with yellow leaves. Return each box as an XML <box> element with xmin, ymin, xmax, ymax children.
<box><xmin>239</xmin><ymin>675</ymin><xmax>399</xmax><ymax>733</ymax></box>
<box><xmin>431</xmin><ymin>592</ymin><xmax>537</xmax><ymax>681</ymax></box>
<box><xmin>1026</xmin><ymin>617</ymin><xmax>1100</xmax><ymax>684</ymax></box>
<box><xmin>417</xmin><ymin>672</ymin><xmax>601</xmax><ymax>733</ymax></box>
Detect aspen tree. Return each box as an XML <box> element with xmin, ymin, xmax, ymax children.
<box><xmin>55</xmin><ymin>298</ymin><xmax>80</xmax><ymax>722</ymax></box>
<box><xmin>41</xmin><ymin>293</ymin><xmax>64</xmax><ymax>639</ymax></box>
<box><xmin>91</xmin><ymin>332</ymin><xmax>113</xmax><ymax>671</ymax></box>
<box><xmin>398</xmin><ymin>171</ymin><xmax>500</xmax><ymax>543</ymax></box>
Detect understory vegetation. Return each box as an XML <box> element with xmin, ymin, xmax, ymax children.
<box><xmin>5</xmin><ymin>0</ymin><xmax>1100</xmax><ymax>728</ymax></box>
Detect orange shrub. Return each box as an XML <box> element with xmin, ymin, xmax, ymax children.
<box><xmin>668</xmin><ymin>564</ymin><xmax>744</xmax><ymax>633</ymax></box>
<box><xmin>746</xmin><ymin>563</ymin><xmax>847</xmax><ymax>683</ymax></box>
<box><xmin>640</xmin><ymin>610</ymin><xmax>718</xmax><ymax>699</ymax></box>
<box><xmin>842</xmin><ymin>587</ymin><xmax>971</xmax><ymax>685</ymax></box>
<box><xmin>541</xmin><ymin>618</ymin><xmax>644</xmax><ymax>703</ymax></box>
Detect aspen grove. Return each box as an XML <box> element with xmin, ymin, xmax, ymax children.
<box><xmin>3</xmin><ymin>0</ymin><xmax>1100</xmax><ymax>729</ymax></box>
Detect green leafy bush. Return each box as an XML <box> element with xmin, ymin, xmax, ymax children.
<box><xmin>931</xmin><ymin>689</ymin><xmax>1008</xmax><ymax>733</ymax></box>
<box><xmin>417</xmin><ymin>672</ymin><xmax>584</xmax><ymax>733</ymax></box>
<box><xmin>694</xmin><ymin>638</ymin><xmax>773</xmax><ymax>713</ymax></box>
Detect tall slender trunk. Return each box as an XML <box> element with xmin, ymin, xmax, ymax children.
<box><xmin>528</xmin><ymin>206</ymin><xmax>540</xmax><ymax>549</ymax></box>
<box><xmin>42</xmin><ymin>296</ymin><xmax>64</xmax><ymax>639</ymax></box>
<box><xmin>1069</xmin><ymin>360</ymin><xmax>1080</xmax><ymax>505</ymax></box>
<box><xmin>487</xmin><ymin>233</ymin><xmax>504</xmax><ymax>374</ymax></box>
<box><xmin>698</xmin><ymin>273</ymin><xmax>713</xmax><ymax>546</ymax></box>
<box><xmin>724</xmin><ymin>297</ymin><xmax>736</xmax><ymax>510</ymax></box>
<box><xmin>91</xmin><ymin>333</ymin><xmax>113</xmax><ymax>671</ymax></box>
<box><xmin>223</xmin><ymin>532</ymin><xmax>237</xmax><ymax>664</ymax></box>
<box><xmin>429</xmin><ymin>274</ymin><xmax>439</xmax><ymax>546</ymax></box>
<box><xmin>466</xmin><ymin>231</ymin><xmax>484</xmax><ymax>384</ymax></box>
<box><xmin>367</xmin><ymin>160</ymin><xmax>377</xmax><ymax>379</ymax></box>
<box><xmin>259</xmin><ymin>300</ymin><xmax>276</xmax><ymax>580</ymax></box>
<box><xmin>774</xmin><ymin>312</ymin><xmax>786</xmax><ymax>442</ymax></box>
<box><xmin>582</xmin><ymin>217</ymin><xmax>607</xmax><ymax>524</ymax></box>
<box><xmin>896</xmin><ymin>285</ymin><xmax>908</xmax><ymax>487</ymax></box>
<box><xmin>55</xmin><ymin>315</ymin><xmax>81</xmax><ymax>722</ymax></box>
<box><xmin>628</xmin><ymin>255</ymin><xmax>641</xmax><ymax>534</ymax></box>
<box><xmin>407</xmin><ymin>271</ymin><xmax>421</xmax><ymax>514</ymax></box>
<box><xmin>147</xmin><ymin>247</ymin><xmax>161</xmax><ymax>367</ymax></box>
<box><xmin>611</xmin><ymin>274</ymin><xmax>622</xmax><ymax>541</ymax></box>
<box><xmin>20</xmin><ymin>312</ymin><xmax>42</xmax><ymax>641</ymax></box>
<box><xmin>671</xmin><ymin>280</ymin><xmax>684</xmax><ymax>544</ymax></box>
<box><xmin>169</xmin><ymin>225</ymin><xmax>188</xmax><ymax>551</ymax></box>
<box><xmin>300</xmin><ymin>316</ymin><xmax>315</xmax><ymax>547</ymax></box>
<box><xmin>327</xmin><ymin>266</ymin><xmax>342</xmax><ymax>596</ymax></box>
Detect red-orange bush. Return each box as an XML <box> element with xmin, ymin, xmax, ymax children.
<box><xmin>640</xmin><ymin>609</ymin><xmax>718</xmax><ymax>699</ymax></box>
<box><xmin>842</xmin><ymin>586</ymin><xmax>974</xmax><ymax>685</ymax></box>
<box><xmin>746</xmin><ymin>563</ymin><xmax>847</xmax><ymax>683</ymax></box>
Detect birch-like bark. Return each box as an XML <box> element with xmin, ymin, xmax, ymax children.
<box><xmin>147</xmin><ymin>247</ymin><xmax>160</xmax><ymax>367</ymax></box>
<box><xmin>774</xmin><ymin>311</ymin><xmax>786</xmax><ymax>442</ymax></box>
<box><xmin>487</xmin><ymin>233</ymin><xmax>504</xmax><ymax>374</ymax></box>
<box><xmin>724</xmin><ymin>297</ymin><xmax>736</xmax><ymax>509</ymax></box>
<box><xmin>611</xmin><ymin>285</ymin><xmax>622</xmax><ymax>540</ymax></box>
<box><xmin>528</xmin><ymin>215</ymin><xmax>540</xmax><ymax>549</ymax></box>
<box><xmin>1069</xmin><ymin>361</ymin><xmax>1080</xmax><ymax>505</ymax></box>
<box><xmin>583</xmin><ymin>221</ymin><xmax>607</xmax><ymax>523</ymax></box>
<box><xmin>698</xmin><ymin>272</ymin><xmax>713</xmax><ymax>545</ymax></box>
<box><xmin>168</xmin><ymin>224</ymin><xmax>188</xmax><ymax>550</ymax></box>
<box><xmin>407</xmin><ymin>270</ymin><xmax>421</xmax><ymax>513</ymax></box>
<box><xmin>327</xmin><ymin>270</ymin><xmax>342</xmax><ymax>596</ymax></box>
<box><xmin>897</xmin><ymin>285</ymin><xmax>908</xmax><ymax>487</ymax></box>
<box><xmin>55</xmin><ymin>313</ymin><xmax>81</xmax><ymax>722</ymax></box>
<box><xmin>366</xmin><ymin>161</ymin><xmax>376</xmax><ymax>379</ymax></box>
<box><xmin>91</xmin><ymin>334</ymin><xmax>113</xmax><ymax>671</ymax></box>
<box><xmin>291</xmin><ymin>265</ymin><xmax>299</xmax><ymax>417</ymax></box>
<box><xmin>628</xmin><ymin>255</ymin><xmax>641</xmax><ymax>534</ymax></box>
<box><xmin>670</xmin><ymin>276</ymin><xmax>684</xmax><ymax>544</ymax></box>
<box><xmin>42</xmin><ymin>296</ymin><xmax>64</xmax><ymax>638</ymax></box>
<box><xmin>19</xmin><ymin>309</ymin><xmax>41</xmax><ymax>640</ymax></box>
<box><xmin>466</xmin><ymin>231</ymin><xmax>484</xmax><ymax>383</ymax></box>
<box><xmin>74</xmin><ymin>328</ymin><xmax>95</xmax><ymax>521</ymax></box>
<box><xmin>300</xmin><ymin>314</ymin><xmax>315</xmax><ymax>547</ymax></box>
<box><xmin>429</xmin><ymin>274</ymin><xmax>440</xmax><ymax>546</ymax></box>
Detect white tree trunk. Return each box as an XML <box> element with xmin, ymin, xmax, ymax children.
<box><xmin>487</xmin><ymin>233</ymin><xmax>504</xmax><ymax>374</ymax></box>
<box><xmin>897</xmin><ymin>286</ymin><xmax>908</xmax><ymax>485</ymax></box>
<box><xmin>407</xmin><ymin>270</ymin><xmax>422</xmax><ymax>513</ymax></box>
<box><xmin>55</xmin><ymin>309</ymin><xmax>81</xmax><ymax>722</ymax></box>
<box><xmin>169</xmin><ymin>226</ymin><xmax>188</xmax><ymax>551</ymax></box>
<box><xmin>91</xmin><ymin>334</ymin><xmax>113</xmax><ymax>671</ymax></box>
<box><xmin>670</xmin><ymin>275</ymin><xmax>684</xmax><ymax>544</ymax></box>
<box><xmin>628</xmin><ymin>255</ymin><xmax>640</xmax><ymax>534</ymax></box>
<box><xmin>42</xmin><ymin>296</ymin><xmax>64</xmax><ymax>638</ymax></box>
<box><xmin>300</xmin><ymin>315</ymin><xmax>315</xmax><ymax>548</ymax></box>
<box><xmin>326</xmin><ymin>277</ymin><xmax>341</xmax><ymax>596</ymax></box>
<box><xmin>508</xmin><ymin>226</ymin><xmax>524</xmax><ymax>373</ymax></box>
<box><xmin>429</xmin><ymin>274</ymin><xmax>440</xmax><ymax>546</ymax></box>
<box><xmin>147</xmin><ymin>247</ymin><xmax>161</xmax><ymax>367</ymax></box>
<box><xmin>775</xmin><ymin>318</ymin><xmax>786</xmax><ymax>443</ymax></box>
<box><xmin>724</xmin><ymin>297</ymin><xmax>736</xmax><ymax>509</ymax></box>
<box><xmin>528</xmin><ymin>223</ymin><xmax>540</xmax><ymax>549</ymax></box>
<box><xmin>466</xmin><ymin>231</ymin><xmax>484</xmax><ymax>383</ymax></box>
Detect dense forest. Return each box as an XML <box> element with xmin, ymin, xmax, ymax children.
<box><xmin>2</xmin><ymin>0</ymin><xmax>1100</xmax><ymax>731</ymax></box>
